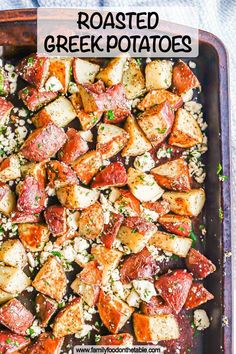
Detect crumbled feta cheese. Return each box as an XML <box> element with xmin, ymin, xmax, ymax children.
<box><xmin>194</xmin><ymin>309</ymin><xmax>210</xmax><ymax>330</ymax></box>
<box><xmin>45</xmin><ymin>76</ymin><xmax>63</xmax><ymax>92</ymax></box>
<box><xmin>27</xmin><ymin>320</ymin><xmax>44</xmax><ymax>338</ymax></box>
<box><xmin>141</xmin><ymin>205</ymin><xmax>159</xmax><ymax>222</ymax></box>
<box><xmin>112</xmin><ymin>281</ymin><xmax>126</xmax><ymax>300</ymax></box>
<box><xmin>67</xmin><ymin>211</ymin><xmax>80</xmax><ymax>231</ymax></box>
<box><xmin>189</xmin><ymin>61</ymin><xmax>196</xmax><ymax>69</ymax></box>
<box><xmin>184</xmin><ymin>101</ymin><xmax>202</xmax><ymax>114</ymax></box>
<box><xmin>134</xmin><ymin>152</ymin><xmax>155</xmax><ymax>172</ymax></box>
<box><xmin>181</xmin><ymin>89</ymin><xmax>193</xmax><ymax>102</ymax></box>
<box><xmin>75</xmin><ymin>324</ymin><xmax>93</xmax><ymax>338</ymax></box>
<box><xmin>61</xmin><ymin>244</ymin><xmax>76</xmax><ymax>263</ymax></box>
<box><xmin>132</xmin><ymin>280</ymin><xmax>156</xmax><ymax>302</ymax></box>
<box><xmin>126</xmin><ymin>289</ymin><xmax>141</xmax><ymax>307</ymax></box>
<box><xmin>79</xmin><ymin>130</ymin><xmax>93</xmax><ymax>142</ymax></box>
<box><xmin>68</xmin><ymin>81</ymin><xmax>79</xmax><ymax>94</ymax></box>
<box><xmin>74</xmin><ymin>237</ymin><xmax>90</xmax><ymax>253</ymax></box>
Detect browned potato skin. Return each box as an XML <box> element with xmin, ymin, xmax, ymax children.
<box><xmin>52</xmin><ymin>297</ymin><xmax>84</xmax><ymax>338</ymax></box>
<box><xmin>79</xmin><ymin>202</ymin><xmax>104</xmax><ymax>240</ymax></box>
<box><xmin>24</xmin><ymin>332</ymin><xmax>64</xmax><ymax>354</ymax></box>
<box><xmin>98</xmin><ymin>333</ymin><xmax>133</xmax><ymax>346</ymax></box>
<box><xmin>97</xmin><ymin>290</ymin><xmax>134</xmax><ymax>334</ymax></box>
<box><xmin>72</xmin><ymin>150</ymin><xmax>102</xmax><ymax>185</ymax></box>
<box><xmin>32</xmin><ymin>256</ymin><xmax>67</xmax><ymax>302</ymax></box>
<box><xmin>18</xmin><ymin>223</ymin><xmax>50</xmax><ymax>252</ymax></box>
<box><xmin>36</xmin><ymin>293</ymin><xmax>58</xmax><ymax>327</ymax></box>
<box><xmin>49</xmin><ymin>58</ymin><xmax>72</xmax><ymax>93</ymax></box>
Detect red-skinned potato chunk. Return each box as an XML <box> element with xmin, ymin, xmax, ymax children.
<box><xmin>58</xmin><ymin>128</ymin><xmax>88</xmax><ymax>165</ymax></box>
<box><xmin>141</xmin><ymin>296</ymin><xmax>172</xmax><ymax>316</ymax></box>
<box><xmin>151</xmin><ymin>158</ymin><xmax>191</xmax><ymax>191</ymax></box>
<box><xmin>49</xmin><ymin>58</ymin><xmax>72</xmax><ymax>93</ymax></box>
<box><xmin>169</xmin><ymin>108</ymin><xmax>203</xmax><ymax>148</ymax></box>
<box><xmin>52</xmin><ymin>297</ymin><xmax>84</xmax><ymax>338</ymax></box>
<box><xmin>98</xmin><ymin>290</ymin><xmax>134</xmax><ymax>334</ymax></box>
<box><xmin>138</xmin><ymin>89</ymin><xmax>183</xmax><ymax>111</ymax></box>
<box><xmin>96</xmin><ymin>123</ymin><xmax>129</xmax><ymax>160</ymax></box>
<box><xmin>36</xmin><ymin>293</ymin><xmax>58</xmax><ymax>327</ymax></box>
<box><xmin>97</xmin><ymin>333</ymin><xmax>133</xmax><ymax>346</ymax></box>
<box><xmin>137</xmin><ymin>101</ymin><xmax>174</xmax><ymax>147</ymax></box>
<box><xmin>0</xmin><ymin>330</ymin><xmax>30</xmax><ymax>353</ymax></box>
<box><xmin>79</xmin><ymin>202</ymin><xmax>104</xmax><ymax>240</ymax></box>
<box><xmin>78</xmin><ymin>260</ymin><xmax>103</xmax><ymax>286</ymax></box>
<box><xmin>18</xmin><ymin>86</ymin><xmax>57</xmax><ymax>112</ymax></box>
<box><xmin>20</xmin><ymin>161</ymin><xmax>47</xmax><ymax>189</ymax></box>
<box><xmin>47</xmin><ymin>160</ymin><xmax>77</xmax><ymax>189</ymax></box>
<box><xmin>120</xmin><ymin>247</ymin><xmax>158</xmax><ymax>284</ymax></box>
<box><xmin>17</xmin><ymin>175</ymin><xmax>46</xmax><ymax>214</ymax></box>
<box><xmin>20</xmin><ymin>123</ymin><xmax>67</xmax><ymax>162</ymax></box>
<box><xmin>73</xmin><ymin>58</ymin><xmax>100</xmax><ymax>85</ymax></box>
<box><xmin>101</xmin><ymin>212</ymin><xmax>124</xmax><ymax>249</ymax></box>
<box><xmin>142</xmin><ymin>200</ymin><xmax>170</xmax><ymax>218</ymax></box>
<box><xmin>24</xmin><ymin>332</ymin><xmax>64</xmax><ymax>354</ymax></box>
<box><xmin>0</xmin><ymin>183</ymin><xmax>16</xmax><ymax>216</ymax></box>
<box><xmin>103</xmin><ymin>107</ymin><xmax>130</xmax><ymax>124</ymax></box>
<box><xmin>155</xmin><ymin>269</ymin><xmax>193</xmax><ymax>314</ymax></box>
<box><xmin>72</xmin><ymin>150</ymin><xmax>102</xmax><ymax>185</ymax></box>
<box><xmin>133</xmin><ymin>313</ymin><xmax>179</xmax><ymax>342</ymax></box>
<box><xmin>114</xmin><ymin>190</ymin><xmax>141</xmax><ymax>216</ymax></box>
<box><xmin>172</xmin><ymin>60</ymin><xmax>200</xmax><ymax>95</ymax></box>
<box><xmin>18</xmin><ymin>223</ymin><xmax>50</xmax><ymax>252</ymax></box>
<box><xmin>158</xmin><ymin>214</ymin><xmax>192</xmax><ymax>237</ymax></box>
<box><xmin>0</xmin><ymin>97</ymin><xmax>13</xmax><ymax>127</ymax></box>
<box><xmin>70</xmin><ymin>92</ymin><xmax>103</xmax><ymax>131</ymax></box>
<box><xmin>91</xmin><ymin>162</ymin><xmax>127</xmax><ymax>189</ymax></box>
<box><xmin>16</xmin><ymin>54</ymin><xmax>50</xmax><ymax>90</ymax></box>
<box><xmin>0</xmin><ymin>154</ymin><xmax>21</xmax><ymax>183</ymax></box>
<box><xmin>32</xmin><ymin>256</ymin><xmax>67</xmax><ymax>302</ymax></box>
<box><xmin>184</xmin><ymin>282</ymin><xmax>214</xmax><ymax>309</ymax></box>
<box><xmin>186</xmin><ymin>248</ymin><xmax>216</xmax><ymax>279</ymax></box>
<box><xmin>44</xmin><ymin>205</ymin><xmax>68</xmax><ymax>237</ymax></box>
<box><xmin>0</xmin><ymin>299</ymin><xmax>34</xmax><ymax>335</ymax></box>
<box><xmin>117</xmin><ymin>216</ymin><xmax>157</xmax><ymax>254</ymax></box>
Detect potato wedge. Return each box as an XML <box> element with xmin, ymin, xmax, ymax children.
<box><xmin>172</xmin><ymin>60</ymin><xmax>200</xmax><ymax>95</ymax></box>
<box><xmin>49</xmin><ymin>58</ymin><xmax>72</xmax><ymax>93</ymax></box>
<box><xmin>32</xmin><ymin>256</ymin><xmax>67</xmax><ymax>301</ymax></box>
<box><xmin>73</xmin><ymin>58</ymin><xmax>100</xmax><ymax>84</ymax></box>
<box><xmin>121</xmin><ymin>115</ymin><xmax>152</xmax><ymax>157</ymax></box>
<box><xmin>57</xmin><ymin>183</ymin><xmax>100</xmax><ymax>210</ymax></box>
<box><xmin>18</xmin><ymin>223</ymin><xmax>50</xmax><ymax>252</ymax></box>
<box><xmin>0</xmin><ymin>239</ymin><xmax>27</xmax><ymax>268</ymax></box>
<box><xmin>79</xmin><ymin>202</ymin><xmax>104</xmax><ymax>240</ymax></box>
<box><xmin>158</xmin><ymin>214</ymin><xmax>192</xmax><ymax>237</ymax></box>
<box><xmin>122</xmin><ymin>59</ymin><xmax>145</xmax><ymax>99</ymax></box>
<box><xmin>36</xmin><ymin>293</ymin><xmax>58</xmax><ymax>327</ymax></box>
<box><xmin>162</xmin><ymin>189</ymin><xmax>206</xmax><ymax>216</ymax></box>
<box><xmin>0</xmin><ymin>155</ymin><xmax>21</xmax><ymax>183</ymax></box>
<box><xmin>96</xmin><ymin>56</ymin><xmax>128</xmax><ymax>86</ymax></box>
<box><xmin>0</xmin><ymin>266</ymin><xmax>31</xmax><ymax>294</ymax></box>
<box><xmin>151</xmin><ymin>158</ymin><xmax>191</xmax><ymax>191</ymax></box>
<box><xmin>91</xmin><ymin>162</ymin><xmax>127</xmax><ymax>189</ymax></box>
<box><xmin>97</xmin><ymin>123</ymin><xmax>129</xmax><ymax>160</ymax></box>
<box><xmin>145</xmin><ymin>60</ymin><xmax>173</xmax><ymax>90</ymax></box>
<box><xmin>0</xmin><ymin>183</ymin><xmax>16</xmax><ymax>216</ymax></box>
<box><xmin>44</xmin><ymin>205</ymin><xmax>68</xmax><ymax>237</ymax></box>
<box><xmin>169</xmin><ymin>108</ymin><xmax>203</xmax><ymax>148</ymax></box>
<box><xmin>149</xmin><ymin>231</ymin><xmax>192</xmax><ymax>257</ymax></box>
<box><xmin>97</xmin><ymin>290</ymin><xmax>134</xmax><ymax>334</ymax></box>
<box><xmin>32</xmin><ymin>96</ymin><xmax>77</xmax><ymax>128</ymax></box>
<box><xmin>133</xmin><ymin>313</ymin><xmax>179</xmax><ymax>342</ymax></box>
<box><xmin>127</xmin><ymin>167</ymin><xmax>164</xmax><ymax>202</ymax></box>
<box><xmin>18</xmin><ymin>86</ymin><xmax>58</xmax><ymax>112</ymax></box>
<box><xmin>137</xmin><ymin>102</ymin><xmax>174</xmax><ymax>147</ymax></box>
<box><xmin>72</xmin><ymin>150</ymin><xmax>102</xmax><ymax>185</ymax></box>
<box><xmin>47</xmin><ymin>160</ymin><xmax>77</xmax><ymax>189</ymax></box>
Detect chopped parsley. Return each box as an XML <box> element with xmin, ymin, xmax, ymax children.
<box><xmin>171</xmin><ymin>254</ymin><xmax>180</xmax><ymax>261</ymax></box>
<box><xmin>157</xmin><ymin>127</ymin><xmax>167</xmax><ymax>134</ymax></box>
<box><xmin>5</xmin><ymin>338</ymin><xmax>12</xmax><ymax>344</ymax></box>
<box><xmin>217</xmin><ymin>163</ymin><xmax>228</xmax><ymax>182</ymax></box>
<box><xmin>131</xmin><ymin>229</ymin><xmax>138</xmax><ymax>234</ymax></box>
<box><xmin>51</xmin><ymin>251</ymin><xmax>62</xmax><ymax>259</ymax></box>
<box><xmin>107</xmin><ymin>110</ymin><xmax>115</xmax><ymax>121</ymax></box>
<box><xmin>27</xmin><ymin>57</ymin><xmax>34</xmax><ymax>65</ymax></box>
<box><xmin>28</xmin><ymin>328</ymin><xmax>35</xmax><ymax>336</ymax></box>
<box><xmin>166</xmin><ymin>148</ymin><xmax>173</xmax><ymax>153</ymax></box>
<box><xmin>0</xmin><ymin>150</ymin><xmax>4</xmax><ymax>156</ymax></box>
<box><xmin>22</xmin><ymin>88</ymin><xmax>29</xmax><ymax>94</ymax></box>
<box><xmin>189</xmin><ymin>230</ymin><xmax>197</xmax><ymax>247</ymax></box>
<box><xmin>219</xmin><ymin>207</ymin><xmax>224</xmax><ymax>221</ymax></box>
<box><xmin>136</xmin><ymin>58</ymin><xmax>141</xmax><ymax>66</ymax></box>
<box><xmin>117</xmin><ymin>335</ymin><xmax>123</xmax><ymax>340</ymax></box>
<box><xmin>178</xmin><ymin>226</ymin><xmax>184</xmax><ymax>231</ymax></box>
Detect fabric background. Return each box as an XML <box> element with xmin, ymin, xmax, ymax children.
<box><xmin>1</xmin><ymin>0</ymin><xmax>236</xmax><ymax>335</ymax></box>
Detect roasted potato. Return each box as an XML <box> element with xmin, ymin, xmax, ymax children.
<box><xmin>0</xmin><ymin>266</ymin><xmax>31</xmax><ymax>294</ymax></box>
<box><xmin>24</xmin><ymin>332</ymin><xmax>64</xmax><ymax>354</ymax></box>
<box><xmin>0</xmin><ymin>155</ymin><xmax>21</xmax><ymax>183</ymax></box>
<box><xmin>142</xmin><ymin>200</ymin><xmax>170</xmax><ymax>218</ymax></box>
<box><xmin>127</xmin><ymin>167</ymin><xmax>164</xmax><ymax>202</ymax></box>
<box><xmin>169</xmin><ymin>108</ymin><xmax>203</xmax><ymax>148</ymax></box>
<box><xmin>97</xmin><ymin>333</ymin><xmax>133</xmax><ymax>346</ymax></box>
<box><xmin>57</xmin><ymin>183</ymin><xmax>100</xmax><ymax>210</ymax></box>
<box><xmin>155</xmin><ymin>269</ymin><xmax>193</xmax><ymax>314</ymax></box>
<box><xmin>118</xmin><ymin>216</ymin><xmax>157</xmax><ymax>254</ymax></box>
<box><xmin>145</xmin><ymin>60</ymin><xmax>173</xmax><ymax>90</ymax></box>
<box><xmin>20</xmin><ymin>123</ymin><xmax>67</xmax><ymax>162</ymax></box>
<box><xmin>0</xmin><ymin>289</ymin><xmax>16</xmax><ymax>304</ymax></box>
<box><xmin>121</xmin><ymin>115</ymin><xmax>152</xmax><ymax>157</ymax></box>
<box><xmin>20</xmin><ymin>161</ymin><xmax>46</xmax><ymax>188</ymax></box>
<box><xmin>44</xmin><ymin>205</ymin><xmax>68</xmax><ymax>237</ymax></box>
<box><xmin>52</xmin><ymin>297</ymin><xmax>84</xmax><ymax>338</ymax></box>
<box><xmin>0</xmin><ymin>239</ymin><xmax>27</xmax><ymax>268</ymax></box>
<box><xmin>0</xmin><ymin>183</ymin><xmax>16</xmax><ymax>216</ymax></box>
<box><xmin>137</xmin><ymin>102</ymin><xmax>174</xmax><ymax>147</ymax></box>
<box><xmin>158</xmin><ymin>214</ymin><xmax>192</xmax><ymax>237</ymax></box>
<box><xmin>71</xmin><ymin>278</ymin><xmax>100</xmax><ymax>307</ymax></box>
<box><xmin>97</xmin><ymin>290</ymin><xmax>134</xmax><ymax>334</ymax></box>
<box><xmin>172</xmin><ymin>60</ymin><xmax>200</xmax><ymax>95</ymax></box>
<box><xmin>17</xmin><ymin>175</ymin><xmax>46</xmax><ymax>214</ymax></box>
<box><xmin>101</xmin><ymin>212</ymin><xmax>124</xmax><ymax>249</ymax></box>
<box><xmin>184</xmin><ymin>282</ymin><xmax>214</xmax><ymax>309</ymax></box>
<box><xmin>32</xmin><ymin>96</ymin><xmax>77</xmax><ymax>128</ymax></box>
<box><xmin>114</xmin><ymin>189</ymin><xmax>141</xmax><ymax>217</ymax></box>
<box><xmin>49</xmin><ymin>58</ymin><xmax>72</xmax><ymax>93</ymax></box>
<box><xmin>91</xmin><ymin>162</ymin><xmax>127</xmax><ymax>189</ymax></box>
<box><xmin>58</xmin><ymin>128</ymin><xmax>88</xmax><ymax>165</ymax></box>
<box><xmin>186</xmin><ymin>248</ymin><xmax>216</xmax><ymax>279</ymax></box>
<box><xmin>11</xmin><ymin>211</ymin><xmax>40</xmax><ymax>224</ymax></box>
<box><xmin>79</xmin><ymin>202</ymin><xmax>104</xmax><ymax>240</ymax></box>
<box><xmin>0</xmin><ymin>97</ymin><xmax>13</xmax><ymax>127</ymax></box>
<box><xmin>141</xmin><ymin>296</ymin><xmax>172</xmax><ymax>316</ymax></box>
<box><xmin>0</xmin><ymin>298</ymin><xmax>34</xmax><ymax>335</ymax></box>
<box><xmin>73</xmin><ymin>58</ymin><xmax>100</xmax><ymax>84</ymax></box>
<box><xmin>137</xmin><ymin>89</ymin><xmax>183</xmax><ymax>111</ymax></box>
<box><xmin>0</xmin><ymin>330</ymin><xmax>30</xmax><ymax>353</ymax></box>
<box><xmin>162</xmin><ymin>189</ymin><xmax>206</xmax><ymax>216</ymax></box>
<box><xmin>18</xmin><ymin>223</ymin><xmax>50</xmax><ymax>252</ymax></box>
<box><xmin>47</xmin><ymin>160</ymin><xmax>77</xmax><ymax>189</ymax></box>
<box><xmin>149</xmin><ymin>231</ymin><xmax>192</xmax><ymax>257</ymax></box>
<box><xmin>133</xmin><ymin>313</ymin><xmax>179</xmax><ymax>342</ymax></box>
<box><xmin>122</xmin><ymin>59</ymin><xmax>145</xmax><ymax>99</ymax></box>
<box><xmin>36</xmin><ymin>293</ymin><xmax>58</xmax><ymax>327</ymax></box>
<box><xmin>18</xmin><ymin>86</ymin><xmax>57</xmax><ymax>112</ymax></box>
<box><xmin>96</xmin><ymin>123</ymin><xmax>129</xmax><ymax>160</ymax></box>
<box><xmin>151</xmin><ymin>158</ymin><xmax>191</xmax><ymax>191</ymax></box>
<box><xmin>32</xmin><ymin>256</ymin><xmax>67</xmax><ymax>301</ymax></box>
<box><xmin>72</xmin><ymin>150</ymin><xmax>102</xmax><ymax>185</ymax></box>
<box><xmin>96</xmin><ymin>56</ymin><xmax>128</xmax><ymax>86</ymax></box>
